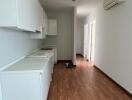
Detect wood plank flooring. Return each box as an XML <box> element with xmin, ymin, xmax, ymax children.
<box><xmin>47</xmin><ymin>57</ymin><xmax>132</xmax><ymax>100</ymax></box>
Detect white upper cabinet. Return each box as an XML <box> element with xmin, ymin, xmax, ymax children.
<box><xmin>0</xmin><ymin>0</ymin><xmax>43</xmax><ymax>32</ymax></box>
<box><xmin>31</xmin><ymin>10</ymin><xmax>48</xmax><ymax>39</ymax></box>
<box><xmin>48</xmin><ymin>19</ymin><xmax>58</xmax><ymax>35</ymax></box>
<box><xmin>30</xmin><ymin>27</ymin><xmax>46</xmax><ymax>39</ymax></box>
<box><xmin>44</xmin><ymin>12</ymin><xmax>49</xmax><ymax>35</ymax></box>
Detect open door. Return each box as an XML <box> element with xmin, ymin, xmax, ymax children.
<box><xmin>89</xmin><ymin>20</ymin><xmax>96</xmax><ymax>63</ymax></box>
<box><xmin>84</xmin><ymin>20</ymin><xmax>96</xmax><ymax>63</ymax></box>
<box><xmin>84</xmin><ymin>24</ymin><xmax>89</xmax><ymax>59</ymax></box>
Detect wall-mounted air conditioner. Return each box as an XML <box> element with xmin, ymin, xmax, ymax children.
<box><xmin>103</xmin><ymin>0</ymin><xmax>126</xmax><ymax>10</ymax></box>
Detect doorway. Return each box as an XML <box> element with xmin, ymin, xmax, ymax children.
<box><xmin>84</xmin><ymin>20</ymin><xmax>96</xmax><ymax>64</ymax></box>
<box><xmin>89</xmin><ymin>20</ymin><xmax>96</xmax><ymax>63</ymax></box>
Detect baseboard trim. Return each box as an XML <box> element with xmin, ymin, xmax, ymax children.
<box><xmin>76</xmin><ymin>53</ymin><xmax>84</xmax><ymax>57</ymax></box>
<box><xmin>57</xmin><ymin>60</ymin><xmax>76</xmax><ymax>68</ymax></box>
<box><xmin>94</xmin><ymin>65</ymin><xmax>132</xmax><ymax>97</ymax></box>
<box><xmin>57</xmin><ymin>60</ymin><xmax>72</xmax><ymax>63</ymax></box>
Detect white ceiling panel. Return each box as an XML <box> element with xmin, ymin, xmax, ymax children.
<box><xmin>41</xmin><ymin>0</ymin><xmax>81</xmax><ymax>11</ymax></box>
<box><xmin>40</xmin><ymin>0</ymin><xmax>101</xmax><ymax>17</ymax></box>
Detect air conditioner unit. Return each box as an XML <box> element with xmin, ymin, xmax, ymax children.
<box><xmin>103</xmin><ymin>0</ymin><xmax>125</xmax><ymax>10</ymax></box>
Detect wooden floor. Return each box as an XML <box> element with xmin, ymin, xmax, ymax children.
<box><xmin>47</xmin><ymin>56</ymin><xmax>132</xmax><ymax>100</ymax></box>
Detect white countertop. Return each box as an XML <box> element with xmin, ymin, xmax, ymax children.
<box><xmin>3</xmin><ymin>57</ymin><xmax>49</xmax><ymax>72</ymax></box>
<box><xmin>27</xmin><ymin>50</ymin><xmax>54</xmax><ymax>58</ymax></box>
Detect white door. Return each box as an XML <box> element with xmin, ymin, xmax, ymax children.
<box><xmin>89</xmin><ymin>20</ymin><xmax>96</xmax><ymax>62</ymax></box>
<box><xmin>83</xmin><ymin>20</ymin><xmax>96</xmax><ymax>63</ymax></box>
<box><xmin>84</xmin><ymin>24</ymin><xmax>89</xmax><ymax>59</ymax></box>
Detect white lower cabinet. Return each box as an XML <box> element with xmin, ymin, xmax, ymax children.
<box><xmin>27</xmin><ymin>49</ymin><xmax>55</xmax><ymax>72</ymax></box>
<box><xmin>0</xmin><ymin>57</ymin><xmax>52</xmax><ymax>100</ymax></box>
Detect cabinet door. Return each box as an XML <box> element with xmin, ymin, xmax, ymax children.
<box><xmin>0</xmin><ymin>72</ymin><xmax>42</xmax><ymax>100</ymax></box>
<box><xmin>37</xmin><ymin>2</ymin><xmax>44</xmax><ymax>31</ymax></box>
<box><xmin>48</xmin><ymin>19</ymin><xmax>57</xmax><ymax>35</ymax></box>
<box><xmin>17</xmin><ymin>0</ymin><xmax>36</xmax><ymax>31</ymax></box>
<box><xmin>46</xmin><ymin>15</ymin><xmax>49</xmax><ymax>35</ymax></box>
<box><xmin>0</xmin><ymin>0</ymin><xmax>44</xmax><ymax>32</ymax></box>
<box><xmin>30</xmin><ymin>2</ymin><xmax>46</xmax><ymax>39</ymax></box>
<box><xmin>18</xmin><ymin>0</ymin><xmax>43</xmax><ymax>32</ymax></box>
<box><xmin>43</xmin><ymin>11</ymin><xmax>48</xmax><ymax>35</ymax></box>
<box><xmin>41</xmin><ymin>69</ymin><xmax>51</xmax><ymax>100</ymax></box>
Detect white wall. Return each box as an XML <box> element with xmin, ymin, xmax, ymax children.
<box><xmin>0</xmin><ymin>29</ymin><xmax>42</xmax><ymax>69</ymax></box>
<box><xmin>76</xmin><ymin>18</ymin><xmax>84</xmax><ymax>55</ymax></box>
<box><xmin>93</xmin><ymin>0</ymin><xmax>132</xmax><ymax>93</ymax></box>
<box><xmin>43</xmin><ymin>11</ymin><xmax>73</xmax><ymax>60</ymax></box>
<box><xmin>0</xmin><ymin>28</ymin><xmax>43</xmax><ymax>100</ymax></box>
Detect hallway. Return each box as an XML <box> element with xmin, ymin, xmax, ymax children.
<box><xmin>47</xmin><ymin>56</ymin><xmax>132</xmax><ymax>100</ymax></box>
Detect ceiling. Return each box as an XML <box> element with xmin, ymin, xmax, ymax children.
<box><xmin>77</xmin><ymin>0</ymin><xmax>100</xmax><ymax>17</ymax></box>
<box><xmin>40</xmin><ymin>0</ymin><xmax>100</xmax><ymax>17</ymax></box>
<box><xmin>41</xmin><ymin>0</ymin><xmax>81</xmax><ymax>11</ymax></box>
